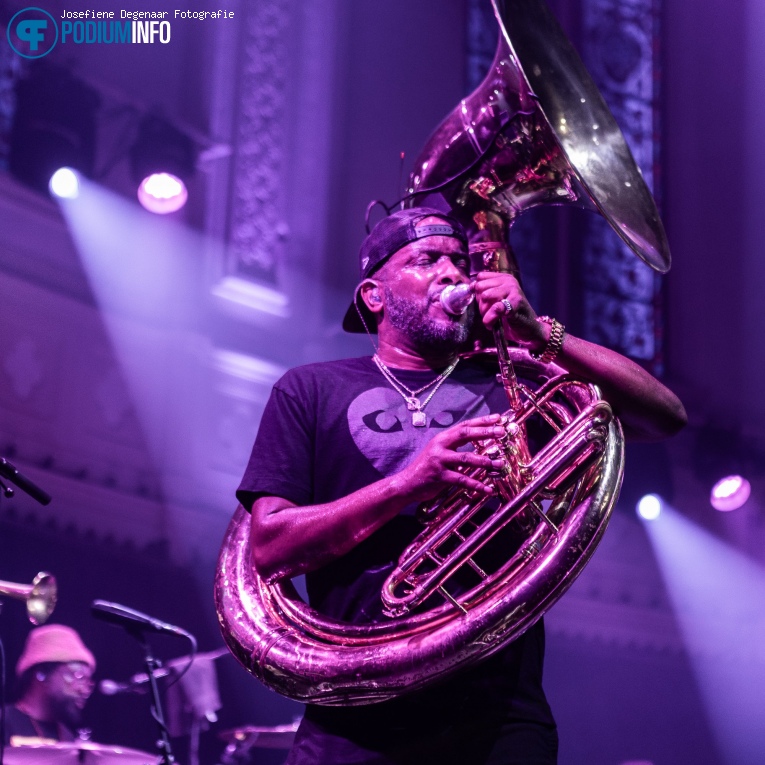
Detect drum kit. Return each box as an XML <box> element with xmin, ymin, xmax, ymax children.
<box><xmin>3</xmin><ymin>741</ymin><xmax>161</xmax><ymax>765</ymax></box>
<box><xmin>0</xmin><ymin>573</ymin><xmax>298</xmax><ymax>765</ymax></box>
<box><xmin>2</xmin><ymin>723</ymin><xmax>300</xmax><ymax>765</ymax></box>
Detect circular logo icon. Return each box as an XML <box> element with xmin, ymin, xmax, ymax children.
<box><xmin>7</xmin><ymin>7</ymin><xmax>58</xmax><ymax>59</ymax></box>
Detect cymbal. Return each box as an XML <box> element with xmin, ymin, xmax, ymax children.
<box><xmin>218</xmin><ymin>722</ymin><xmax>299</xmax><ymax>750</ymax></box>
<box><xmin>5</xmin><ymin>741</ymin><xmax>160</xmax><ymax>765</ymax></box>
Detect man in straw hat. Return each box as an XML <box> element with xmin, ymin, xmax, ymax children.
<box><xmin>4</xmin><ymin>624</ymin><xmax>96</xmax><ymax>745</ymax></box>
<box><xmin>237</xmin><ymin>208</ymin><xmax>687</xmax><ymax>764</ymax></box>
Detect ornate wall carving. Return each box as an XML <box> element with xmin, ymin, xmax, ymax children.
<box><xmin>580</xmin><ymin>0</ymin><xmax>664</xmax><ymax>373</ymax></box>
<box><xmin>226</xmin><ymin>0</ymin><xmax>296</xmax><ymax>287</ymax></box>
<box><xmin>0</xmin><ymin>37</ymin><xmax>22</xmax><ymax>171</ymax></box>
<box><xmin>466</xmin><ymin>0</ymin><xmax>664</xmax><ymax>371</ymax></box>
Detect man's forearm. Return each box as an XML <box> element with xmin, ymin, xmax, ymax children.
<box><xmin>551</xmin><ymin>331</ymin><xmax>687</xmax><ymax>441</ymax></box>
<box><xmin>475</xmin><ymin>271</ymin><xmax>686</xmax><ymax>441</ymax></box>
<box><xmin>249</xmin><ymin>474</ymin><xmax>416</xmax><ymax>583</ymax></box>
<box><xmin>249</xmin><ymin>414</ymin><xmax>506</xmax><ymax>582</ymax></box>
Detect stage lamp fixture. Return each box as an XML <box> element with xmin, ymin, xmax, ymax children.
<box><xmin>710</xmin><ymin>475</ymin><xmax>751</xmax><ymax>512</ymax></box>
<box><xmin>49</xmin><ymin>167</ymin><xmax>81</xmax><ymax>199</ymax></box>
<box><xmin>636</xmin><ymin>494</ymin><xmax>663</xmax><ymax>521</ymax></box>
<box><xmin>130</xmin><ymin>116</ymin><xmax>195</xmax><ymax>214</ymax></box>
<box><xmin>9</xmin><ymin>66</ymin><xmax>99</xmax><ymax>195</ymax></box>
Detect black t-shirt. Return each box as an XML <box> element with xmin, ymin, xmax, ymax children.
<box><xmin>2</xmin><ymin>704</ymin><xmax>76</xmax><ymax>744</ymax></box>
<box><xmin>237</xmin><ymin>356</ymin><xmax>555</xmax><ymax>746</ymax></box>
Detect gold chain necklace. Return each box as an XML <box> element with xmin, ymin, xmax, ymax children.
<box><xmin>372</xmin><ymin>354</ymin><xmax>459</xmax><ymax>427</ymax></box>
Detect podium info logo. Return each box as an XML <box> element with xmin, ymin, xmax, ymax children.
<box><xmin>7</xmin><ymin>7</ymin><xmax>58</xmax><ymax>58</ymax></box>
<box><xmin>6</xmin><ymin>7</ymin><xmax>174</xmax><ymax>58</ymax></box>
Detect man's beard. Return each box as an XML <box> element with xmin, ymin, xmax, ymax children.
<box><xmin>53</xmin><ymin>697</ymin><xmax>84</xmax><ymax>729</ymax></box>
<box><xmin>384</xmin><ymin>286</ymin><xmax>474</xmax><ymax>352</ymax></box>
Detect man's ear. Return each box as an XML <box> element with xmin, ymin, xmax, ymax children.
<box><xmin>359</xmin><ymin>280</ymin><xmax>383</xmax><ymax>315</ymax></box>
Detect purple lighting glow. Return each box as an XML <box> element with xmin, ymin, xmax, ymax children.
<box><xmin>710</xmin><ymin>475</ymin><xmax>751</xmax><ymax>512</ymax></box>
<box><xmin>49</xmin><ymin>167</ymin><xmax>80</xmax><ymax>199</ymax></box>
<box><xmin>643</xmin><ymin>505</ymin><xmax>765</xmax><ymax>764</ymax></box>
<box><xmin>637</xmin><ymin>494</ymin><xmax>663</xmax><ymax>520</ymax></box>
<box><xmin>137</xmin><ymin>172</ymin><xmax>188</xmax><ymax>214</ymax></box>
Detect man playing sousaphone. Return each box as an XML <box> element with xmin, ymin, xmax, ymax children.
<box><xmin>236</xmin><ymin>207</ymin><xmax>686</xmax><ymax>764</ymax></box>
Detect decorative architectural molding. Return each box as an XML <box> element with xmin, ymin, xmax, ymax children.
<box><xmin>467</xmin><ymin>1</ymin><xmax>664</xmax><ymax>371</ymax></box>
<box><xmin>580</xmin><ymin>0</ymin><xmax>664</xmax><ymax>373</ymax></box>
<box><xmin>226</xmin><ymin>0</ymin><xmax>295</xmax><ymax>288</ymax></box>
<box><xmin>0</xmin><ymin>37</ymin><xmax>22</xmax><ymax>171</ymax></box>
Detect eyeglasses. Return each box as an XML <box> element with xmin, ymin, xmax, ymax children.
<box><xmin>58</xmin><ymin>664</ymin><xmax>95</xmax><ymax>690</ymax></box>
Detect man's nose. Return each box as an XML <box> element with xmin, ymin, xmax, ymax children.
<box><xmin>434</xmin><ymin>256</ymin><xmax>468</xmax><ymax>283</ymax></box>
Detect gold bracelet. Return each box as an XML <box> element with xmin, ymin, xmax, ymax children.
<box><xmin>530</xmin><ymin>316</ymin><xmax>565</xmax><ymax>365</ymax></box>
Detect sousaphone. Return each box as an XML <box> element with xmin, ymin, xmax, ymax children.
<box><xmin>215</xmin><ymin>0</ymin><xmax>669</xmax><ymax>705</ymax></box>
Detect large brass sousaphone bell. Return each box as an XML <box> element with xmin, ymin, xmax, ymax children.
<box><xmin>407</xmin><ymin>0</ymin><xmax>669</xmax><ymax>273</ymax></box>
<box><xmin>215</xmin><ymin>0</ymin><xmax>669</xmax><ymax>706</ymax></box>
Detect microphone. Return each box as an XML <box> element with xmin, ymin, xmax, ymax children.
<box><xmin>98</xmin><ymin>647</ymin><xmax>228</xmax><ymax>696</ymax></box>
<box><xmin>99</xmin><ymin>678</ymin><xmax>148</xmax><ymax>696</ymax></box>
<box><xmin>440</xmin><ymin>284</ymin><xmax>474</xmax><ymax>316</ymax></box>
<box><xmin>91</xmin><ymin>600</ymin><xmax>190</xmax><ymax>638</ymax></box>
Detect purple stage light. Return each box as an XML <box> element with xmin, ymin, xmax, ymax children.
<box><xmin>130</xmin><ymin>116</ymin><xmax>195</xmax><ymax>215</ymax></box>
<box><xmin>636</xmin><ymin>494</ymin><xmax>662</xmax><ymax>521</ymax></box>
<box><xmin>49</xmin><ymin>167</ymin><xmax>80</xmax><ymax>199</ymax></box>
<box><xmin>710</xmin><ymin>475</ymin><xmax>751</xmax><ymax>512</ymax></box>
<box><xmin>137</xmin><ymin>172</ymin><xmax>188</xmax><ymax>214</ymax></box>
<box><xmin>643</xmin><ymin>506</ymin><xmax>765</xmax><ymax>762</ymax></box>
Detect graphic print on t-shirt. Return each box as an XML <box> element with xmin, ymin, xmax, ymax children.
<box><xmin>347</xmin><ymin>384</ymin><xmax>490</xmax><ymax>476</ymax></box>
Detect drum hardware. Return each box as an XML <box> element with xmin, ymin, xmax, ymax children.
<box><xmin>217</xmin><ymin>722</ymin><xmax>300</xmax><ymax>764</ymax></box>
<box><xmin>92</xmin><ymin>600</ymin><xmax>198</xmax><ymax>765</ymax></box>
<box><xmin>99</xmin><ymin>647</ymin><xmax>229</xmax><ymax>696</ymax></box>
<box><xmin>3</xmin><ymin>740</ymin><xmax>160</xmax><ymax>765</ymax></box>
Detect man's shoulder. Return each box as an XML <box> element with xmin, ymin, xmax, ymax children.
<box><xmin>277</xmin><ymin>357</ymin><xmax>373</xmax><ymax>384</ymax></box>
<box><xmin>4</xmin><ymin>705</ymin><xmax>28</xmax><ymax>721</ymax></box>
<box><xmin>3</xmin><ymin>704</ymin><xmax>36</xmax><ymax>739</ymax></box>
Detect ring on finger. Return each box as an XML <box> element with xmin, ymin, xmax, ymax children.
<box><xmin>501</xmin><ymin>298</ymin><xmax>513</xmax><ymax>314</ymax></box>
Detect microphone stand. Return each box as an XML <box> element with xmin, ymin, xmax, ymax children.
<box><xmin>0</xmin><ymin>458</ymin><xmax>52</xmax><ymax>505</ymax></box>
<box><xmin>127</xmin><ymin>629</ymin><xmax>175</xmax><ymax>765</ymax></box>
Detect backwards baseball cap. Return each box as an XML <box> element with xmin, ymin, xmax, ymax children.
<box><xmin>16</xmin><ymin>624</ymin><xmax>96</xmax><ymax>677</ymax></box>
<box><xmin>342</xmin><ymin>207</ymin><xmax>468</xmax><ymax>333</ymax></box>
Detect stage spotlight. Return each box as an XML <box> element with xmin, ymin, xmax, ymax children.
<box><xmin>637</xmin><ymin>493</ymin><xmax>663</xmax><ymax>521</ymax></box>
<box><xmin>130</xmin><ymin>116</ymin><xmax>195</xmax><ymax>214</ymax></box>
<box><xmin>137</xmin><ymin>172</ymin><xmax>188</xmax><ymax>214</ymax></box>
<box><xmin>710</xmin><ymin>475</ymin><xmax>751</xmax><ymax>512</ymax></box>
<box><xmin>49</xmin><ymin>167</ymin><xmax>80</xmax><ymax>199</ymax></box>
<box><xmin>9</xmin><ymin>66</ymin><xmax>99</xmax><ymax>195</ymax></box>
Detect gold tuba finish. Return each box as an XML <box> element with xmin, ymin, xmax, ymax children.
<box><xmin>215</xmin><ymin>0</ymin><xmax>666</xmax><ymax>705</ymax></box>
